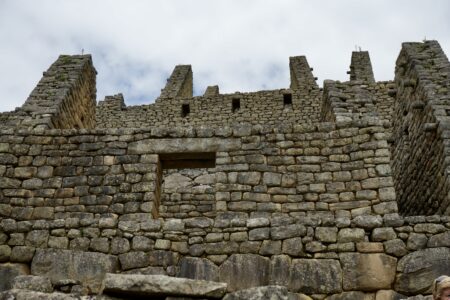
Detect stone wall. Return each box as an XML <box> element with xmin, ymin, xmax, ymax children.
<box><xmin>0</xmin><ymin>121</ymin><xmax>396</xmax><ymax>222</ymax></box>
<box><xmin>391</xmin><ymin>40</ymin><xmax>450</xmax><ymax>215</ymax></box>
<box><xmin>0</xmin><ymin>55</ymin><xmax>97</xmax><ymax>130</ymax></box>
<box><xmin>96</xmin><ymin>89</ymin><xmax>322</xmax><ymax>128</ymax></box>
<box><xmin>96</xmin><ymin>57</ymin><xmax>321</xmax><ymax>129</ymax></box>
<box><xmin>1</xmin><ymin>40</ymin><xmax>450</xmax><ymax>299</ymax></box>
<box><xmin>348</xmin><ymin>51</ymin><xmax>375</xmax><ymax>83</ymax></box>
<box><xmin>321</xmin><ymin>81</ymin><xmax>395</xmax><ymax>130</ymax></box>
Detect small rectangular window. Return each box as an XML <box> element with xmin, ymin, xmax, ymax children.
<box><xmin>181</xmin><ymin>104</ymin><xmax>190</xmax><ymax>117</ymax></box>
<box><xmin>159</xmin><ymin>152</ymin><xmax>216</xmax><ymax>169</ymax></box>
<box><xmin>283</xmin><ymin>94</ymin><xmax>292</xmax><ymax>106</ymax></box>
<box><xmin>232</xmin><ymin>98</ymin><xmax>240</xmax><ymax>112</ymax></box>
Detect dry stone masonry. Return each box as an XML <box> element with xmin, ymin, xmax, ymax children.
<box><xmin>0</xmin><ymin>40</ymin><xmax>449</xmax><ymax>300</ymax></box>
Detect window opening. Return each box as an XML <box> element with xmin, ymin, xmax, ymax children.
<box><xmin>232</xmin><ymin>98</ymin><xmax>241</xmax><ymax>112</ymax></box>
<box><xmin>181</xmin><ymin>104</ymin><xmax>190</xmax><ymax>117</ymax></box>
<box><xmin>283</xmin><ymin>93</ymin><xmax>293</xmax><ymax>106</ymax></box>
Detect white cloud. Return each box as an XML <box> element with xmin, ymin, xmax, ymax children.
<box><xmin>0</xmin><ymin>0</ymin><xmax>449</xmax><ymax>111</ymax></box>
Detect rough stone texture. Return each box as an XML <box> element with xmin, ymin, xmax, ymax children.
<box><xmin>395</xmin><ymin>247</ymin><xmax>450</xmax><ymax>295</ymax></box>
<box><xmin>103</xmin><ymin>273</ymin><xmax>227</xmax><ymax>298</ymax></box>
<box><xmin>325</xmin><ymin>291</ymin><xmax>375</xmax><ymax>300</ymax></box>
<box><xmin>223</xmin><ymin>285</ymin><xmax>289</xmax><ymax>300</ymax></box>
<box><xmin>0</xmin><ymin>263</ymin><xmax>30</xmax><ymax>292</ymax></box>
<box><xmin>374</xmin><ymin>290</ymin><xmax>406</xmax><ymax>300</ymax></box>
<box><xmin>289</xmin><ymin>259</ymin><xmax>342</xmax><ymax>294</ymax></box>
<box><xmin>391</xmin><ymin>41</ymin><xmax>450</xmax><ymax>215</ymax></box>
<box><xmin>31</xmin><ymin>249</ymin><xmax>119</xmax><ymax>293</ymax></box>
<box><xmin>340</xmin><ymin>253</ymin><xmax>397</xmax><ymax>291</ymax></box>
<box><xmin>11</xmin><ymin>275</ymin><xmax>53</xmax><ymax>293</ymax></box>
<box><xmin>0</xmin><ymin>290</ymin><xmax>90</xmax><ymax>300</ymax></box>
<box><xmin>219</xmin><ymin>254</ymin><xmax>270</xmax><ymax>292</ymax></box>
<box><xmin>177</xmin><ymin>257</ymin><xmax>219</xmax><ymax>281</ymax></box>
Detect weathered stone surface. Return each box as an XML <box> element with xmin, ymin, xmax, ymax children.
<box><xmin>282</xmin><ymin>237</ymin><xmax>303</xmax><ymax>257</ymax></box>
<box><xmin>427</xmin><ymin>231</ymin><xmax>450</xmax><ymax>247</ymax></box>
<box><xmin>149</xmin><ymin>250</ymin><xmax>179</xmax><ymax>267</ymax></box>
<box><xmin>325</xmin><ymin>291</ymin><xmax>374</xmax><ymax>300</ymax></box>
<box><xmin>352</xmin><ymin>215</ymin><xmax>383</xmax><ymax>229</ymax></box>
<box><xmin>0</xmin><ymin>245</ymin><xmax>11</xmax><ymax>262</ymax></box>
<box><xmin>31</xmin><ymin>249</ymin><xmax>119</xmax><ymax>293</ymax></box>
<box><xmin>374</xmin><ymin>289</ymin><xmax>406</xmax><ymax>300</ymax></box>
<box><xmin>128</xmin><ymin>138</ymin><xmax>241</xmax><ymax>154</ymax></box>
<box><xmin>407</xmin><ymin>233</ymin><xmax>428</xmax><ymax>251</ymax></box>
<box><xmin>289</xmin><ymin>259</ymin><xmax>342</xmax><ymax>294</ymax></box>
<box><xmin>270</xmin><ymin>255</ymin><xmax>291</xmax><ymax>286</ymax></box>
<box><xmin>0</xmin><ymin>263</ymin><xmax>30</xmax><ymax>292</ymax></box>
<box><xmin>223</xmin><ymin>285</ymin><xmax>289</xmax><ymax>300</ymax></box>
<box><xmin>337</xmin><ymin>228</ymin><xmax>365</xmax><ymax>243</ymax></box>
<box><xmin>10</xmin><ymin>246</ymin><xmax>35</xmax><ymax>263</ymax></box>
<box><xmin>384</xmin><ymin>239</ymin><xmax>408</xmax><ymax>257</ymax></box>
<box><xmin>11</xmin><ymin>275</ymin><xmax>53</xmax><ymax>293</ymax></box>
<box><xmin>395</xmin><ymin>247</ymin><xmax>450</xmax><ymax>294</ymax></box>
<box><xmin>119</xmin><ymin>251</ymin><xmax>149</xmax><ymax>270</ymax></box>
<box><xmin>103</xmin><ymin>273</ymin><xmax>227</xmax><ymax>298</ymax></box>
<box><xmin>315</xmin><ymin>227</ymin><xmax>338</xmax><ymax>243</ymax></box>
<box><xmin>271</xmin><ymin>224</ymin><xmax>306</xmax><ymax>240</ymax></box>
<box><xmin>219</xmin><ymin>254</ymin><xmax>270</xmax><ymax>292</ymax></box>
<box><xmin>177</xmin><ymin>257</ymin><xmax>219</xmax><ymax>281</ymax></box>
<box><xmin>340</xmin><ymin>253</ymin><xmax>396</xmax><ymax>291</ymax></box>
<box><xmin>0</xmin><ymin>290</ymin><xmax>88</xmax><ymax>300</ymax></box>
<box><xmin>372</xmin><ymin>227</ymin><xmax>397</xmax><ymax>241</ymax></box>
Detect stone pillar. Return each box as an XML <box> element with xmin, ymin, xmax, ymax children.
<box><xmin>203</xmin><ymin>85</ymin><xmax>219</xmax><ymax>97</ymax></box>
<box><xmin>20</xmin><ymin>54</ymin><xmax>97</xmax><ymax>130</ymax></box>
<box><xmin>289</xmin><ymin>56</ymin><xmax>318</xmax><ymax>91</ymax></box>
<box><xmin>348</xmin><ymin>51</ymin><xmax>375</xmax><ymax>83</ymax></box>
<box><xmin>160</xmin><ymin>65</ymin><xmax>193</xmax><ymax>99</ymax></box>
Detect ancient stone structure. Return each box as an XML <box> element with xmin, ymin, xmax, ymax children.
<box><xmin>0</xmin><ymin>40</ymin><xmax>449</xmax><ymax>300</ymax></box>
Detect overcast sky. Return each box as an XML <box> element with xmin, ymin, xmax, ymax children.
<box><xmin>0</xmin><ymin>0</ymin><xmax>449</xmax><ymax>112</ymax></box>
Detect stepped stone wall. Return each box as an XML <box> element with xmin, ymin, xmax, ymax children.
<box><xmin>95</xmin><ymin>55</ymin><xmax>321</xmax><ymax>129</ymax></box>
<box><xmin>391</xmin><ymin>41</ymin><xmax>450</xmax><ymax>216</ymax></box>
<box><xmin>0</xmin><ymin>55</ymin><xmax>97</xmax><ymax>130</ymax></box>
<box><xmin>1</xmin><ymin>40</ymin><xmax>450</xmax><ymax>299</ymax></box>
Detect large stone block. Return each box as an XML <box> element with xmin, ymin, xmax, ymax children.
<box><xmin>31</xmin><ymin>249</ymin><xmax>119</xmax><ymax>293</ymax></box>
<box><xmin>325</xmin><ymin>291</ymin><xmax>375</xmax><ymax>300</ymax></box>
<box><xmin>289</xmin><ymin>259</ymin><xmax>342</xmax><ymax>294</ymax></box>
<box><xmin>128</xmin><ymin>138</ymin><xmax>241</xmax><ymax>154</ymax></box>
<box><xmin>340</xmin><ymin>253</ymin><xmax>396</xmax><ymax>291</ymax></box>
<box><xmin>178</xmin><ymin>257</ymin><xmax>219</xmax><ymax>281</ymax></box>
<box><xmin>375</xmin><ymin>290</ymin><xmax>406</xmax><ymax>300</ymax></box>
<box><xmin>269</xmin><ymin>255</ymin><xmax>291</xmax><ymax>286</ymax></box>
<box><xmin>395</xmin><ymin>247</ymin><xmax>450</xmax><ymax>295</ymax></box>
<box><xmin>0</xmin><ymin>263</ymin><xmax>30</xmax><ymax>292</ymax></box>
<box><xmin>103</xmin><ymin>273</ymin><xmax>227</xmax><ymax>298</ymax></box>
<box><xmin>0</xmin><ymin>290</ymin><xmax>85</xmax><ymax>299</ymax></box>
<box><xmin>223</xmin><ymin>285</ymin><xmax>289</xmax><ymax>300</ymax></box>
<box><xmin>219</xmin><ymin>254</ymin><xmax>270</xmax><ymax>292</ymax></box>
<box><xmin>11</xmin><ymin>275</ymin><xmax>53</xmax><ymax>293</ymax></box>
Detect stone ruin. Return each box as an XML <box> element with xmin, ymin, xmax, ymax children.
<box><xmin>0</xmin><ymin>40</ymin><xmax>450</xmax><ymax>300</ymax></box>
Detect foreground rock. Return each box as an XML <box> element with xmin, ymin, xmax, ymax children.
<box><xmin>103</xmin><ymin>273</ymin><xmax>227</xmax><ymax>298</ymax></box>
<box><xmin>395</xmin><ymin>247</ymin><xmax>450</xmax><ymax>295</ymax></box>
<box><xmin>0</xmin><ymin>289</ymin><xmax>123</xmax><ymax>300</ymax></box>
<box><xmin>219</xmin><ymin>254</ymin><xmax>270</xmax><ymax>291</ymax></box>
<box><xmin>11</xmin><ymin>275</ymin><xmax>53</xmax><ymax>293</ymax></box>
<box><xmin>289</xmin><ymin>259</ymin><xmax>342</xmax><ymax>294</ymax></box>
<box><xmin>340</xmin><ymin>253</ymin><xmax>397</xmax><ymax>291</ymax></box>
<box><xmin>325</xmin><ymin>291</ymin><xmax>374</xmax><ymax>300</ymax></box>
<box><xmin>223</xmin><ymin>285</ymin><xmax>289</xmax><ymax>300</ymax></box>
<box><xmin>0</xmin><ymin>263</ymin><xmax>29</xmax><ymax>292</ymax></box>
<box><xmin>31</xmin><ymin>249</ymin><xmax>119</xmax><ymax>294</ymax></box>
